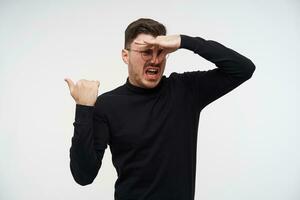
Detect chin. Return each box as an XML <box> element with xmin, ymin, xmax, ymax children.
<box><xmin>145</xmin><ymin>83</ymin><xmax>158</xmax><ymax>89</ymax></box>
<box><xmin>142</xmin><ymin>78</ymin><xmax>161</xmax><ymax>88</ymax></box>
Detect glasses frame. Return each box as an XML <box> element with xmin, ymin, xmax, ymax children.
<box><xmin>126</xmin><ymin>48</ymin><xmax>169</xmax><ymax>61</ymax></box>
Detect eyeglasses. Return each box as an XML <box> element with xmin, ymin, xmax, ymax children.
<box><xmin>126</xmin><ymin>48</ymin><xmax>169</xmax><ymax>61</ymax></box>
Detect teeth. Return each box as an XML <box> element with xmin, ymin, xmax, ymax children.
<box><xmin>145</xmin><ymin>67</ymin><xmax>159</xmax><ymax>75</ymax></box>
<box><xmin>146</xmin><ymin>69</ymin><xmax>158</xmax><ymax>73</ymax></box>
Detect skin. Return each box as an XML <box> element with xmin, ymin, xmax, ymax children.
<box><xmin>65</xmin><ymin>34</ymin><xmax>181</xmax><ymax>106</ymax></box>
<box><xmin>122</xmin><ymin>34</ymin><xmax>181</xmax><ymax>89</ymax></box>
<box><xmin>64</xmin><ymin>78</ymin><xmax>100</xmax><ymax>106</ymax></box>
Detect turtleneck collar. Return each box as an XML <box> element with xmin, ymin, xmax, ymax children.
<box><xmin>125</xmin><ymin>76</ymin><xmax>166</xmax><ymax>94</ymax></box>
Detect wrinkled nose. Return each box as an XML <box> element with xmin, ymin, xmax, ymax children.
<box><xmin>150</xmin><ymin>53</ymin><xmax>159</xmax><ymax>63</ymax></box>
<box><xmin>150</xmin><ymin>50</ymin><xmax>163</xmax><ymax>64</ymax></box>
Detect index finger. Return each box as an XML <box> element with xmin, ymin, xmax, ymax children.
<box><xmin>133</xmin><ymin>41</ymin><xmax>153</xmax><ymax>48</ymax></box>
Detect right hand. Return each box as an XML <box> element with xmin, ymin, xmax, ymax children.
<box><xmin>64</xmin><ymin>78</ymin><xmax>100</xmax><ymax>106</ymax></box>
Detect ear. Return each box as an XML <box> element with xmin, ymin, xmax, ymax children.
<box><xmin>122</xmin><ymin>49</ymin><xmax>129</xmax><ymax>64</ymax></box>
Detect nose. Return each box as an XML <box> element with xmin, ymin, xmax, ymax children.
<box><xmin>150</xmin><ymin>49</ymin><xmax>162</xmax><ymax>63</ymax></box>
<box><xmin>150</xmin><ymin>53</ymin><xmax>159</xmax><ymax>63</ymax></box>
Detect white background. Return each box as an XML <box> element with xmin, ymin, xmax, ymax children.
<box><xmin>1</xmin><ymin>0</ymin><xmax>299</xmax><ymax>199</ymax></box>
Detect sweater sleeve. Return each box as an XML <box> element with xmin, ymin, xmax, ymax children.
<box><xmin>178</xmin><ymin>34</ymin><xmax>256</xmax><ymax>108</ymax></box>
<box><xmin>69</xmin><ymin>98</ymin><xmax>110</xmax><ymax>186</ymax></box>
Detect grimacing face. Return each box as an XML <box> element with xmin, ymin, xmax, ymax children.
<box><xmin>122</xmin><ymin>33</ymin><xmax>167</xmax><ymax>89</ymax></box>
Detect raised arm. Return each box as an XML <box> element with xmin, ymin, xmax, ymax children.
<box><xmin>65</xmin><ymin>79</ymin><xmax>109</xmax><ymax>185</ymax></box>
<box><xmin>177</xmin><ymin>35</ymin><xmax>256</xmax><ymax>108</ymax></box>
<box><xmin>179</xmin><ymin>35</ymin><xmax>255</xmax><ymax>80</ymax></box>
<box><xmin>141</xmin><ymin>34</ymin><xmax>256</xmax><ymax>108</ymax></box>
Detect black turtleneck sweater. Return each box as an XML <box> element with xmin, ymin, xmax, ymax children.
<box><xmin>69</xmin><ymin>35</ymin><xmax>255</xmax><ymax>200</ymax></box>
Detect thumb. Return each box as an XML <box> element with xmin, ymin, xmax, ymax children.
<box><xmin>64</xmin><ymin>78</ymin><xmax>75</xmax><ymax>91</ymax></box>
<box><xmin>96</xmin><ymin>80</ymin><xmax>100</xmax><ymax>87</ymax></box>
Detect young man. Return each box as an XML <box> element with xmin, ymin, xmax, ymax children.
<box><xmin>65</xmin><ymin>18</ymin><xmax>255</xmax><ymax>200</ymax></box>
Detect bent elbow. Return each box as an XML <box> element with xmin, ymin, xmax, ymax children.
<box><xmin>74</xmin><ymin>176</ymin><xmax>94</xmax><ymax>186</ymax></box>
<box><xmin>70</xmin><ymin>163</ymin><xmax>97</xmax><ymax>186</ymax></box>
<box><xmin>247</xmin><ymin>59</ymin><xmax>256</xmax><ymax>76</ymax></box>
<box><xmin>241</xmin><ymin>58</ymin><xmax>256</xmax><ymax>80</ymax></box>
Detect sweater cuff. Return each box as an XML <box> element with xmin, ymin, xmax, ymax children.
<box><xmin>75</xmin><ymin>104</ymin><xmax>94</xmax><ymax>123</ymax></box>
<box><xmin>179</xmin><ymin>34</ymin><xmax>206</xmax><ymax>52</ymax></box>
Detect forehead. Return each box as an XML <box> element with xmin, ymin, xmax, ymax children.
<box><xmin>134</xmin><ymin>33</ymin><xmax>155</xmax><ymax>41</ymax></box>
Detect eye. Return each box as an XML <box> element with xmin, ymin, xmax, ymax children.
<box><xmin>142</xmin><ymin>49</ymin><xmax>153</xmax><ymax>56</ymax></box>
<box><xmin>157</xmin><ymin>49</ymin><xmax>164</xmax><ymax>56</ymax></box>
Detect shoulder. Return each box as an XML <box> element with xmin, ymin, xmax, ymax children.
<box><xmin>94</xmin><ymin>84</ymin><xmax>126</xmax><ymax>112</ymax></box>
<box><xmin>168</xmin><ymin>70</ymin><xmax>210</xmax><ymax>85</ymax></box>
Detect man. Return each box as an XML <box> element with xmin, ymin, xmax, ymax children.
<box><xmin>65</xmin><ymin>18</ymin><xmax>255</xmax><ymax>200</ymax></box>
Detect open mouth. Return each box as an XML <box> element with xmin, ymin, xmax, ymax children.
<box><xmin>144</xmin><ymin>67</ymin><xmax>160</xmax><ymax>80</ymax></box>
<box><xmin>146</xmin><ymin>68</ymin><xmax>159</xmax><ymax>75</ymax></box>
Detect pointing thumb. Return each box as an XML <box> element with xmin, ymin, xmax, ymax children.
<box><xmin>64</xmin><ymin>78</ymin><xmax>74</xmax><ymax>91</ymax></box>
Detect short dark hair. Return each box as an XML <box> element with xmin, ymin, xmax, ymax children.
<box><xmin>124</xmin><ymin>18</ymin><xmax>167</xmax><ymax>49</ymax></box>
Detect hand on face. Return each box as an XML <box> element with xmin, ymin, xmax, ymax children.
<box><xmin>134</xmin><ymin>35</ymin><xmax>181</xmax><ymax>58</ymax></box>
<box><xmin>124</xmin><ymin>34</ymin><xmax>179</xmax><ymax>89</ymax></box>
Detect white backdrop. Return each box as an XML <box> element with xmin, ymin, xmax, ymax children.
<box><xmin>1</xmin><ymin>0</ymin><xmax>299</xmax><ymax>199</ymax></box>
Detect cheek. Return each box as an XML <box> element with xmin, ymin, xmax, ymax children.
<box><xmin>129</xmin><ymin>59</ymin><xmax>144</xmax><ymax>74</ymax></box>
<box><xmin>160</xmin><ymin>61</ymin><xmax>166</xmax><ymax>71</ymax></box>
<box><xmin>128</xmin><ymin>61</ymin><xmax>143</xmax><ymax>77</ymax></box>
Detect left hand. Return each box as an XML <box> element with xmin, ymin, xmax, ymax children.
<box><xmin>135</xmin><ymin>35</ymin><xmax>181</xmax><ymax>57</ymax></box>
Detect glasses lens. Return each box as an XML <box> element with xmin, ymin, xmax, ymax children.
<box><xmin>141</xmin><ymin>49</ymin><xmax>153</xmax><ymax>61</ymax></box>
<box><xmin>140</xmin><ymin>49</ymin><xmax>169</xmax><ymax>61</ymax></box>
